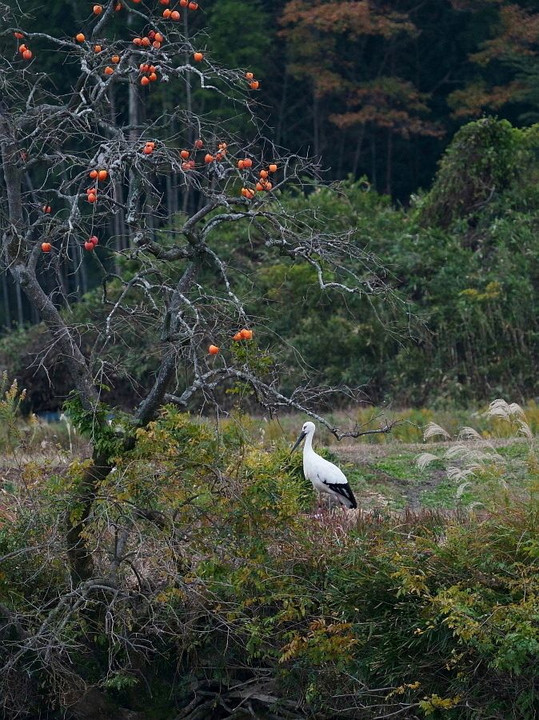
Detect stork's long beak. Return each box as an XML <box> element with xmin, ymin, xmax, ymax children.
<box><xmin>290</xmin><ymin>430</ymin><xmax>307</xmax><ymax>454</ymax></box>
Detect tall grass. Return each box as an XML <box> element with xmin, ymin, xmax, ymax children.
<box><xmin>245</xmin><ymin>400</ymin><xmax>539</xmax><ymax>448</ymax></box>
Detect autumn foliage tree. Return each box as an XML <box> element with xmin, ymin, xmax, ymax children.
<box><xmin>262</xmin><ymin>0</ymin><xmax>539</xmax><ymax>199</ymax></box>
<box><xmin>2</xmin><ymin>5</ymin><xmax>539</xmax><ymax>718</ymax></box>
<box><xmin>0</xmin><ymin>1</ymin><xmax>404</xmax><ymax>715</ymax></box>
<box><xmin>278</xmin><ymin>0</ymin><xmax>444</xmax><ymax>194</ymax></box>
<box><xmin>446</xmin><ymin>2</ymin><xmax>539</xmax><ymax>120</ymax></box>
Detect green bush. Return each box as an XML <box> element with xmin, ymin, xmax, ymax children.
<box><xmin>415</xmin><ymin>117</ymin><xmax>526</xmax><ymax>229</ymax></box>
<box><xmin>2</xmin><ymin>120</ymin><xmax>539</xmax><ymax>409</ymax></box>
<box><xmin>3</xmin><ymin>409</ymin><xmax>539</xmax><ymax>718</ymax></box>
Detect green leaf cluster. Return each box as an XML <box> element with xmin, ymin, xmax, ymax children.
<box><xmin>2</xmin><ymin>408</ymin><xmax>539</xmax><ymax>718</ymax></box>
<box><xmin>1</xmin><ymin>120</ymin><xmax>538</xmax><ymax>410</ymax></box>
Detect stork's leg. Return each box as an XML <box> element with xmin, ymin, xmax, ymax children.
<box><xmin>314</xmin><ymin>493</ymin><xmax>328</xmax><ymax>515</ymax></box>
<box><xmin>321</xmin><ymin>494</ymin><xmax>333</xmax><ymax>514</ymax></box>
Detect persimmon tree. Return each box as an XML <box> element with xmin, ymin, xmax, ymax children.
<box><xmin>0</xmin><ymin>1</ymin><xmax>397</xmax><ymax>580</ymax></box>
<box><xmin>0</xmin><ymin>4</ymin><xmax>404</xmax><ymax>713</ymax></box>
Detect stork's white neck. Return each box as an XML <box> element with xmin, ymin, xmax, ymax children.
<box><xmin>303</xmin><ymin>429</ymin><xmax>314</xmax><ymax>454</ymax></box>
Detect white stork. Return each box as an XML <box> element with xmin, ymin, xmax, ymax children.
<box><xmin>291</xmin><ymin>421</ymin><xmax>357</xmax><ymax>509</ymax></box>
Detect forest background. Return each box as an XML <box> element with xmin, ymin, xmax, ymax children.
<box><xmin>1</xmin><ymin>0</ymin><xmax>538</xmax><ymax>410</ymax></box>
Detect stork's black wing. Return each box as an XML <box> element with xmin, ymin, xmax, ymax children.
<box><xmin>324</xmin><ymin>481</ymin><xmax>357</xmax><ymax>509</ymax></box>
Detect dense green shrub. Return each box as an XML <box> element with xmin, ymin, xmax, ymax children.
<box><xmin>2</xmin><ymin>409</ymin><xmax>539</xmax><ymax>718</ymax></box>
<box><xmin>415</xmin><ymin>117</ymin><xmax>526</xmax><ymax>229</ymax></box>
<box><xmin>2</xmin><ymin>118</ymin><xmax>538</xmax><ymax>409</ymax></box>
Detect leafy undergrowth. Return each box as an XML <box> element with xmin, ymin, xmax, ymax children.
<box><xmin>1</xmin><ymin>403</ymin><xmax>539</xmax><ymax>719</ymax></box>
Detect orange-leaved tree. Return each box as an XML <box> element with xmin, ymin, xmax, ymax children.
<box><xmin>447</xmin><ymin>2</ymin><xmax>539</xmax><ymax>119</ymax></box>
<box><xmin>278</xmin><ymin>0</ymin><xmax>444</xmax><ymax>194</ymax></box>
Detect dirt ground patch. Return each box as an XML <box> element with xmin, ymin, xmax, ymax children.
<box><xmin>328</xmin><ymin>437</ymin><xmax>528</xmax><ymax>511</ymax></box>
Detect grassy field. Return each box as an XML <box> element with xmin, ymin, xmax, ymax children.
<box><xmin>263</xmin><ymin>399</ymin><xmax>538</xmax><ymax>514</ymax></box>
<box><xmin>2</xmin><ymin>398</ymin><xmax>537</xmax><ymax>516</ymax></box>
<box><xmin>330</xmin><ymin>436</ymin><xmax>531</xmax><ymax>512</ymax></box>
